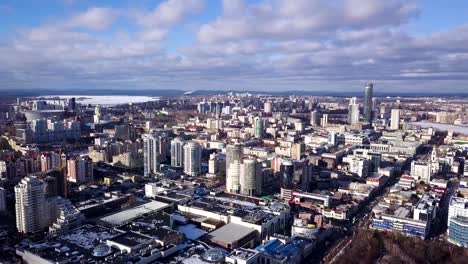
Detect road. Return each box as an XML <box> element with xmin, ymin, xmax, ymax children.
<box><xmin>322</xmin><ymin>167</ymin><xmax>407</xmax><ymax>263</ymax></box>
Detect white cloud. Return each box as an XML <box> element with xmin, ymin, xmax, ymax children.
<box><xmin>67</xmin><ymin>7</ymin><xmax>116</xmax><ymax>31</ymax></box>
<box><xmin>137</xmin><ymin>0</ymin><xmax>205</xmax><ymax>28</ymax></box>
<box><xmin>1</xmin><ymin>0</ymin><xmax>468</xmax><ymax>92</ymax></box>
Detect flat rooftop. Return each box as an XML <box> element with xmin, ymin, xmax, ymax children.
<box><xmin>208</xmin><ymin>223</ymin><xmax>256</xmax><ymax>244</ymax></box>
<box><xmin>99</xmin><ymin>200</ymin><xmax>170</xmax><ymax>226</ymax></box>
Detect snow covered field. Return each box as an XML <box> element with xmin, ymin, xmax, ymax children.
<box><xmin>42</xmin><ymin>95</ymin><xmax>159</xmax><ymax>106</ymax></box>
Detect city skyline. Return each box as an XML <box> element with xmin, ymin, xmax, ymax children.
<box><xmin>1</xmin><ymin>0</ymin><xmax>468</xmax><ymax>92</ymax></box>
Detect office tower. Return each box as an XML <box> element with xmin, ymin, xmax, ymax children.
<box><xmin>321</xmin><ymin>113</ymin><xmax>328</xmax><ymax>127</ymax></box>
<box><xmin>448</xmin><ymin>197</ymin><xmax>468</xmax><ymax>247</ymax></box>
<box><xmin>226</xmin><ymin>144</ymin><xmax>243</xmax><ymax>193</ymax></box>
<box><xmin>183</xmin><ymin>141</ymin><xmax>202</xmax><ymax>177</ymax></box>
<box><xmin>208</xmin><ymin>153</ymin><xmax>218</xmax><ymax>174</ymax></box>
<box><xmin>348</xmin><ymin>97</ymin><xmax>360</xmax><ymax>125</ymax></box>
<box><xmin>264</xmin><ymin>101</ymin><xmax>272</xmax><ymax>113</ymax></box>
<box><xmin>15</xmin><ymin>176</ymin><xmax>49</xmax><ymax>234</ymax></box>
<box><xmin>94</xmin><ymin>106</ymin><xmax>101</xmax><ymax>123</ymax></box>
<box><xmin>310</xmin><ymin>110</ymin><xmax>319</xmax><ymax>126</ymax></box>
<box><xmin>281</xmin><ymin>160</ymin><xmax>294</xmax><ymax>190</ymax></box>
<box><xmin>44</xmin><ymin>176</ymin><xmax>58</xmax><ymax>198</ymax></box>
<box><xmin>115</xmin><ymin>124</ymin><xmax>131</xmax><ymax>141</ymax></box>
<box><xmin>301</xmin><ymin>164</ymin><xmax>314</xmax><ymax>192</ymax></box>
<box><xmin>143</xmin><ymin>132</ymin><xmax>166</xmax><ymax>176</ymax></box>
<box><xmin>66</xmin><ymin>157</ymin><xmax>93</xmax><ymax>184</ymax></box>
<box><xmin>240</xmin><ymin>158</ymin><xmax>261</xmax><ymax>196</ymax></box>
<box><xmin>171</xmin><ymin>137</ymin><xmax>185</xmax><ymax>168</ymax></box>
<box><xmin>364</xmin><ymin>82</ymin><xmax>374</xmax><ymax>124</ymax></box>
<box><xmin>0</xmin><ymin>187</ymin><xmax>6</xmax><ymax>213</ymax></box>
<box><xmin>254</xmin><ymin>117</ymin><xmax>264</xmax><ymax>139</ymax></box>
<box><xmin>328</xmin><ymin>132</ymin><xmax>337</xmax><ymax>146</ymax></box>
<box><xmin>197</xmin><ymin>102</ymin><xmax>207</xmax><ymax>114</ymax></box>
<box><xmin>390</xmin><ymin>109</ymin><xmax>401</xmax><ymax>130</ymax></box>
<box><xmin>372</xmin><ymin>98</ymin><xmax>378</xmax><ymax>109</ymax></box>
<box><xmin>67</xmin><ymin>97</ymin><xmax>76</xmax><ymax>111</ymax></box>
<box><xmin>215</xmin><ymin>102</ymin><xmax>222</xmax><ymax>118</ymax></box>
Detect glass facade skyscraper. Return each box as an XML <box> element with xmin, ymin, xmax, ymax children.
<box><xmin>364</xmin><ymin>82</ymin><xmax>374</xmax><ymax>124</ymax></box>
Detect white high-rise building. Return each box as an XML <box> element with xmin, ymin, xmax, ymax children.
<box><xmin>208</xmin><ymin>153</ymin><xmax>218</xmax><ymax>174</ymax></box>
<box><xmin>390</xmin><ymin>109</ymin><xmax>401</xmax><ymax>130</ymax></box>
<box><xmin>143</xmin><ymin>132</ymin><xmax>167</xmax><ymax>176</ymax></box>
<box><xmin>348</xmin><ymin>97</ymin><xmax>360</xmax><ymax>125</ymax></box>
<box><xmin>321</xmin><ymin>114</ymin><xmax>328</xmax><ymax>127</ymax></box>
<box><xmin>310</xmin><ymin>111</ymin><xmax>319</xmax><ymax>126</ymax></box>
<box><xmin>171</xmin><ymin>137</ymin><xmax>185</xmax><ymax>168</ymax></box>
<box><xmin>264</xmin><ymin>101</ymin><xmax>272</xmax><ymax>113</ymax></box>
<box><xmin>226</xmin><ymin>144</ymin><xmax>243</xmax><ymax>193</ymax></box>
<box><xmin>15</xmin><ymin>176</ymin><xmax>50</xmax><ymax>234</ymax></box>
<box><xmin>183</xmin><ymin>141</ymin><xmax>202</xmax><ymax>177</ymax></box>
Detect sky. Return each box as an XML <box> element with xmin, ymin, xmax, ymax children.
<box><xmin>1</xmin><ymin>0</ymin><xmax>468</xmax><ymax>92</ymax></box>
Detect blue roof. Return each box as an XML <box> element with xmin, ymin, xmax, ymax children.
<box><xmin>255</xmin><ymin>239</ymin><xmax>282</xmax><ymax>253</ymax></box>
<box><xmin>255</xmin><ymin>239</ymin><xmax>301</xmax><ymax>257</ymax></box>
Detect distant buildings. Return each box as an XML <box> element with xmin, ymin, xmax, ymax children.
<box><xmin>16</xmin><ymin>119</ymin><xmax>81</xmax><ymax>144</ymax></box>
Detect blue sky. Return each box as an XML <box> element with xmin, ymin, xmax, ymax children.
<box><xmin>1</xmin><ymin>0</ymin><xmax>468</xmax><ymax>92</ymax></box>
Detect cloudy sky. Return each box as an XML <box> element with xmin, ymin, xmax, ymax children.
<box><xmin>1</xmin><ymin>0</ymin><xmax>468</xmax><ymax>92</ymax></box>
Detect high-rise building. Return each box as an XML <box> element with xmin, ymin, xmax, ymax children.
<box><xmin>240</xmin><ymin>158</ymin><xmax>262</xmax><ymax>196</ymax></box>
<box><xmin>254</xmin><ymin>117</ymin><xmax>264</xmax><ymax>139</ymax></box>
<box><xmin>281</xmin><ymin>160</ymin><xmax>294</xmax><ymax>190</ymax></box>
<box><xmin>364</xmin><ymin>82</ymin><xmax>374</xmax><ymax>124</ymax></box>
<box><xmin>348</xmin><ymin>97</ymin><xmax>360</xmax><ymax>125</ymax></box>
<box><xmin>226</xmin><ymin>144</ymin><xmax>243</xmax><ymax>193</ymax></box>
<box><xmin>448</xmin><ymin>197</ymin><xmax>468</xmax><ymax>247</ymax></box>
<box><xmin>170</xmin><ymin>137</ymin><xmax>185</xmax><ymax>168</ymax></box>
<box><xmin>40</xmin><ymin>151</ymin><xmax>62</xmax><ymax>172</ymax></box>
<box><xmin>321</xmin><ymin>114</ymin><xmax>328</xmax><ymax>127</ymax></box>
<box><xmin>390</xmin><ymin>109</ymin><xmax>401</xmax><ymax>130</ymax></box>
<box><xmin>208</xmin><ymin>153</ymin><xmax>217</xmax><ymax>174</ymax></box>
<box><xmin>183</xmin><ymin>141</ymin><xmax>202</xmax><ymax>177</ymax></box>
<box><xmin>0</xmin><ymin>187</ymin><xmax>6</xmax><ymax>213</ymax></box>
<box><xmin>143</xmin><ymin>132</ymin><xmax>168</xmax><ymax>176</ymax></box>
<box><xmin>264</xmin><ymin>101</ymin><xmax>272</xmax><ymax>113</ymax></box>
<box><xmin>66</xmin><ymin>157</ymin><xmax>93</xmax><ymax>184</ymax></box>
<box><xmin>310</xmin><ymin>110</ymin><xmax>319</xmax><ymax>126</ymax></box>
<box><xmin>15</xmin><ymin>176</ymin><xmax>50</xmax><ymax>234</ymax></box>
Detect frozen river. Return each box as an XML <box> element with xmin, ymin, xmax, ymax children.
<box><xmin>409</xmin><ymin>122</ymin><xmax>468</xmax><ymax>134</ymax></box>
<box><xmin>42</xmin><ymin>95</ymin><xmax>159</xmax><ymax>106</ymax></box>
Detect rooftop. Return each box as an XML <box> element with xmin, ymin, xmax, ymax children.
<box><xmin>99</xmin><ymin>200</ymin><xmax>170</xmax><ymax>226</ymax></box>
<box><xmin>208</xmin><ymin>223</ymin><xmax>256</xmax><ymax>244</ymax></box>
